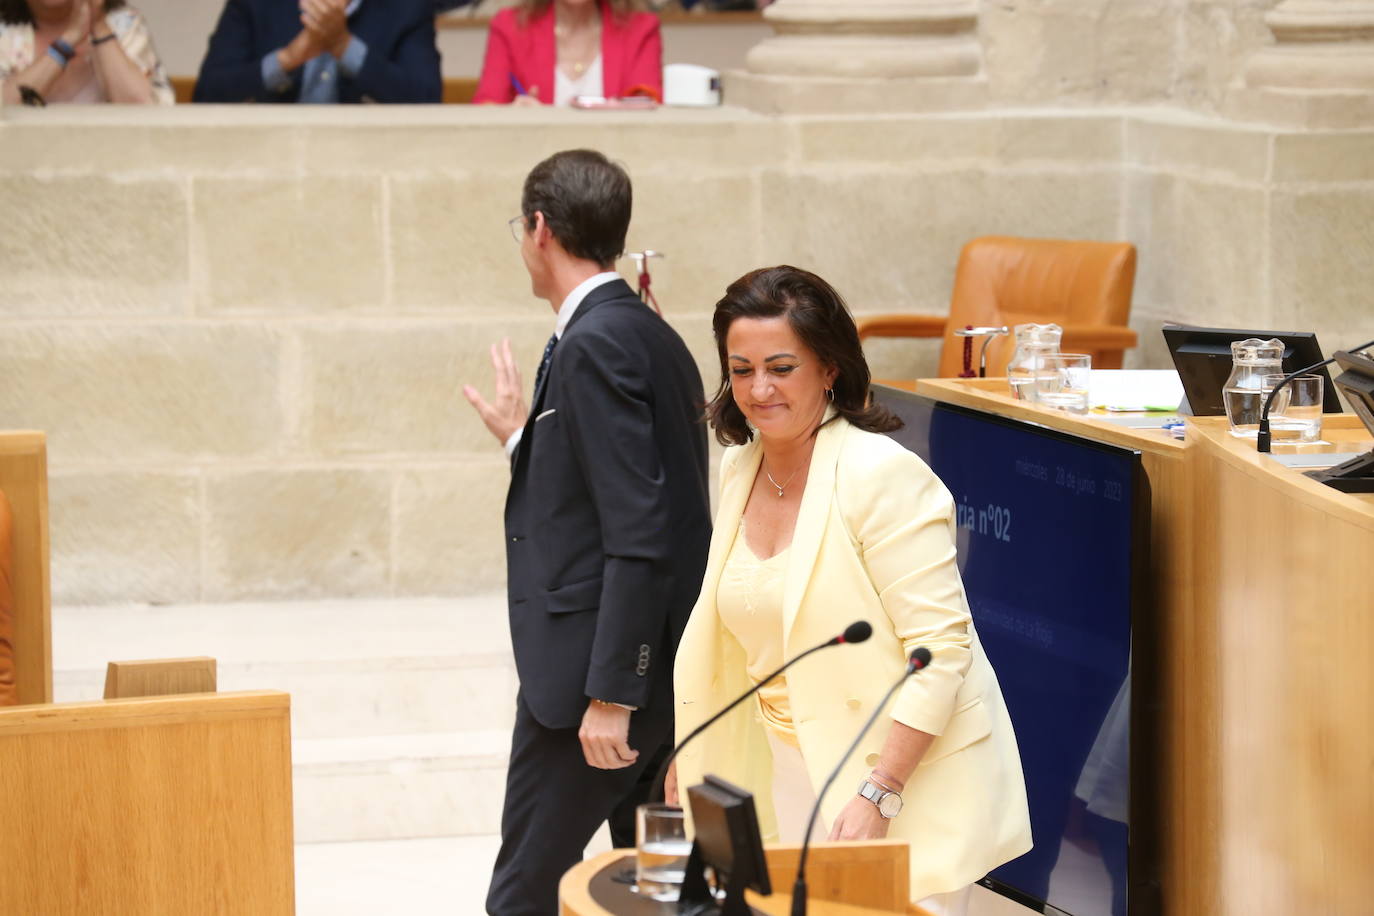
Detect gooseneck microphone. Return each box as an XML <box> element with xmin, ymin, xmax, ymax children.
<box><xmin>1257</xmin><ymin>338</ymin><xmax>1374</xmax><ymax>453</ymax></box>
<box><xmin>791</xmin><ymin>646</ymin><xmax>932</xmax><ymax>916</ymax></box>
<box><xmin>654</xmin><ymin>620</ymin><xmax>873</xmax><ymax>802</ymax></box>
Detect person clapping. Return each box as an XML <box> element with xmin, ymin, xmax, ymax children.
<box><xmin>1</xmin><ymin>0</ymin><xmax>172</xmax><ymax>105</ymax></box>
<box><xmin>193</xmin><ymin>0</ymin><xmax>441</xmax><ymax>103</ymax></box>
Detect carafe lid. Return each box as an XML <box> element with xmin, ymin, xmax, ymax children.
<box><xmin>1013</xmin><ymin>322</ymin><xmax>1062</xmax><ymax>345</ymax></box>
<box><xmin>1230</xmin><ymin>337</ymin><xmax>1284</xmax><ymax>363</ymax></box>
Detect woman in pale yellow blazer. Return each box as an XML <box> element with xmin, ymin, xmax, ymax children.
<box><xmin>669</xmin><ymin>266</ymin><xmax>1031</xmax><ymax>914</ymax></box>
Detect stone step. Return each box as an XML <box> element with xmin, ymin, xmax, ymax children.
<box><xmin>293</xmin><ymin>729</ymin><xmax>511</xmax><ymax>844</ymax></box>
<box><xmin>52</xmin><ymin>596</ymin><xmax>517</xmax><ymax>740</ymax></box>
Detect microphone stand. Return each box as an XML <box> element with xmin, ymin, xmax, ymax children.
<box><xmin>1258</xmin><ymin>338</ymin><xmax>1374</xmax><ymax>453</ymax></box>
<box><xmin>653</xmin><ymin>624</ymin><xmax>870</xmax><ymax>803</ymax></box>
<box><xmin>791</xmin><ymin>648</ymin><xmax>930</xmax><ymax>916</ymax></box>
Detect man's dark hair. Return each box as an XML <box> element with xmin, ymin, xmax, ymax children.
<box><xmin>2</xmin><ymin>0</ymin><xmax>125</xmax><ymax>24</ymax></box>
<box><xmin>520</xmin><ymin>149</ymin><xmax>631</xmax><ymax>269</ymax></box>
<box><xmin>705</xmin><ymin>265</ymin><xmax>903</xmax><ymax>447</ymax></box>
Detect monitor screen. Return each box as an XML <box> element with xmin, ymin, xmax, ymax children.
<box><xmin>1333</xmin><ymin>349</ymin><xmax>1374</xmax><ymax>438</ymax></box>
<box><xmin>874</xmin><ymin>386</ymin><xmax>1151</xmax><ymax>916</ymax></box>
<box><xmin>1162</xmin><ymin>324</ymin><xmax>1343</xmax><ymax>415</ymax></box>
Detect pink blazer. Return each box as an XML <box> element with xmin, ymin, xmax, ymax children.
<box><xmin>472</xmin><ymin>2</ymin><xmax>662</xmax><ymax>104</ymax></box>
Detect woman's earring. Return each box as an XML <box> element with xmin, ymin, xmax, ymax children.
<box><xmin>826</xmin><ymin>387</ymin><xmax>836</xmax><ymax>402</ymax></box>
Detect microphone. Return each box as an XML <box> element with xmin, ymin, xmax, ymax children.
<box><xmin>655</xmin><ymin>620</ymin><xmax>873</xmax><ymax>803</ymax></box>
<box><xmin>791</xmin><ymin>647</ymin><xmax>932</xmax><ymax>916</ymax></box>
<box><xmin>1258</xmin><ymin>338</ymin><xmax>1374</xmax><ymax>453</ymax></box>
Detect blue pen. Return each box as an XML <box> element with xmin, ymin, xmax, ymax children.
<box><xmin>509</xmin><ymin>73</ymin><xmax>528</xmax><ymax>96</ymax></box>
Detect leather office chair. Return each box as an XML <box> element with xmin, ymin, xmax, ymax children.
<box><xmin>857</xmin><ymin>236</ymin><xmax>1139</xmax><ymax>377</ymax></box>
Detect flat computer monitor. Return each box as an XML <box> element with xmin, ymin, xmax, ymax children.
<box><xmin>1305</xmin><ymin>349</ymin><xmax>1374</xmax><ymax>493</ymax></box>
<box><xmin>1162</xmin><ymin>324</ymin><xmax>1343</xmax><ymax>415</ymax></box>
<box><xmin>1332</xmin><ymin>348</ymin><xmax>1374</xmax><ymax>436</ymax></box>
<box><xmin>680</xmin><ymin>775</ymin><xmax>770</xmax><ymax>914</ymax></box>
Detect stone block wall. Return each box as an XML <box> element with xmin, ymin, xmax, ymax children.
<box><xmin>1</xmin><ymin>105</ymin><xmax>1371</xmax><ymax>604</ymax></box>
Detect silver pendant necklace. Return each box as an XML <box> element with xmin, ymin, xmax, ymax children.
<box><xmin>764</xmin><ymin>462</ymin><xmax>799</xmax><ymax>498</ymax></box>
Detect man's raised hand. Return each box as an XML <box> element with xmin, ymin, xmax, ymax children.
<box><xmin>463</xmin><ymin>338</ymin><xmax>530</xmax><ymax>446</ymax></box>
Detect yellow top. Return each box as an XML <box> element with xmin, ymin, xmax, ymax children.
<box><xmin>716</xmin><ymin>519</ymin><xmax>797</xmax><ymax>746</ymax></box>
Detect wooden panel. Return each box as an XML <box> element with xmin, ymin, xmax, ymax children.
<box><xmin>760</xmin><ymin>841</ymin><xmax>909</xmax><ymax>910</ymax></box>
<box><xmin>0</xmin><ymin>691</ymin><xmax>295</xmax><ymax>915</ymax></box>
<box><xmin>170</xmin><ymin>74</ymin><xmax>194</xmax><ymax>104</ymax></box>
<box><xmin>0</xmin><ymin>432</ymin><xmax>51</xmax><ymax>706</ymax></box>
<box><xmin>1190</xmin><ymin>416</ymin><xmax>1374</xmax><ymax>914</ymax></box>
<box><xmin>104</xmin><ymin>657</ymin><xmax>218</xmax><ymax>699</ymax></box>
<box><xmin>168</xmin><ymin>75</ymin><xmax>478</xmax><ymax>104</ymax></box>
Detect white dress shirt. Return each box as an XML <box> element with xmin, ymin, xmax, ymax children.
<box><xmin>503</xmin><ymin>271</ymin><xmax>623</xmax><ymax>457</ymax></box>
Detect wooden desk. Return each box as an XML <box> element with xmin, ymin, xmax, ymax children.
<box><xmin>1188</xmin><ymin>414</ymin><xmax>1374</xmax><ymax>913</ymax></box>
<box><xmin>561</xmin><ymin>846</ymin><xmax>932</xmax><ymax>916</ymax></box>
<box><xmin>912</xmin><ymin>378</ymin><xmax>1374</xmax><ymax>914</ymax></box>
<box><xmin>0</xmin><ymin>691</ymin><xmax>296</xmax><ymax>915</ymax></box>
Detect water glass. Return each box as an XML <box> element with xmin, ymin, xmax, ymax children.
<box><xmin>1030</xmin><ymin>354</ymin><xmax>1092</xmax><ymax>414</ymax></box>
<box><xmin>635</xmin><ymin>803</ymin><xmax>689</xmax><ymax>902</ymax></box>
<box><xmin>1263</xmin><ymin>374</ymin><xmax>1323</xmax><ymax>443</ymax></box>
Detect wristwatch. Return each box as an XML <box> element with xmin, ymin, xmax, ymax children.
<box><xmin>857</xmin><ymin>778</ymin><xmax>903</xmax><ymax>818</ymax></box>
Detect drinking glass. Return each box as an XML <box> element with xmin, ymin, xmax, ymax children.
<box><xmin>1262</xmin><ymin>374</ymin><xmax>1323</xmax><ymax>443</ymax></box>
<box><xmin>635</xmin><ymin>803</ymin><xmax>689</xmax><ymax>901</ymax></box>
<box><xmin>1029</xmin><ymin>354</ymin><xmax>1092</xmax><ymax>414</ymax></box>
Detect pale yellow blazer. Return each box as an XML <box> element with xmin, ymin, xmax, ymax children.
<box><xmin>673</xmin><ymin>416</ymin><xmax>1033</xmax><ymax>900</ymax></box>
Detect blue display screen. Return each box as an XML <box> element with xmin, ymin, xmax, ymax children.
<box><xmin>876</xmin><ymin>389</ymin><xmax>1145</xmax><ymax>916</ymax></box>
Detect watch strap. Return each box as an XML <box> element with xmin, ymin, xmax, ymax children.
<box><xmin>858</xmin><ymin>778</ymin><xmax>902</xmax><ymax>818</ymax></box>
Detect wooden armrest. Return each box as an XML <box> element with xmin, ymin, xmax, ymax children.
<box><xmin>856</xmin><ymin>314</ymin><xmax>948</xmax><ymax>341</ymax></box>
<box><xmin>1059</xmin><ymin>324</ymin><xmax>1139</xmax><ymax>351</ymax></box>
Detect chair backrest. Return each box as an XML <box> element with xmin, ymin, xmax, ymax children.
<box><xmin>938</xmin><ymin>236</ymin><xmax>1137</xmax><ymax>378</ymax></box>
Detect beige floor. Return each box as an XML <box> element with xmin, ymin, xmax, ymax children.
<box><xmin>293</xmin><ymin>831</ymin><xmax>1036</xmax><ymax>915</ymax></box>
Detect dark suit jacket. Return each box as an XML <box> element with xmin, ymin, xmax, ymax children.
<box><xmin>505</xmin><ymin>279</ymin><xmax>711</xmax><ymax>730</ymax></box>
<box><xmin>193</xmin><ymin>0</ymin><xmax>442</xmax><ymax>103</ymax></box>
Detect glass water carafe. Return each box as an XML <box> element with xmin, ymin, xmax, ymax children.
<box><xmin>1007</xmin><ymin>323</ymin><xmax>1063</xmax><ymax>401</ymax></box>
<box><xmin>1223</xmin><ymin>337</ymin><xmax>1285</xmax><ymax>437</ymax></box>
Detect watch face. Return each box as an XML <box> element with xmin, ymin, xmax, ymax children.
<box><xmin>878</xmin><ymin>793</ymin><xmax>903</xmax><ymax>818</ymax></box>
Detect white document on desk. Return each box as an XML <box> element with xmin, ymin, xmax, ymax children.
<box><xmin>1089</xmin><ymin>370</ymin><xmax>1184</xmax><ymax>411</ymax></box>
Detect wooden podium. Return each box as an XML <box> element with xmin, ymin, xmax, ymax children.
<box><xmin>559</xmin><ymin>841</ymin><xmax>933</xmax><ymax>916</ymax></box>
<box><xmin>912</xmin><ymin>377</ymin><xmax>1374</xmax><ymax>914</ymax></box>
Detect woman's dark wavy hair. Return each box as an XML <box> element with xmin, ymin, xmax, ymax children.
<box><xmin>705</xmin><ymin>265</ymin><xmax>902</xmax><ymax>447</ymax></box>
<box><xmin>2</xmin><ymin>0</ymin><xmax>125</xmax><ymax>25</ymax></box>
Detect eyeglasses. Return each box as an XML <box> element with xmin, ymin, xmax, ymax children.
<box><xmin>508</xmin><ymin>215</ymin><xmax>528</xmax><ymax>242</ymax></box>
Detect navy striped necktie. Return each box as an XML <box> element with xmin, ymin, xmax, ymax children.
<box><xmin>533</xmin><ymin>333</ymin><xmax>558</xmax><ymax>395</ymax></box>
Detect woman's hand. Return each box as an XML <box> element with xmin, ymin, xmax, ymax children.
<box><xmin>87</xmin><ymin>0</ymin><xmax>109</xmax><ymax>29</ymax></box>
<box><xmin>826</xmin><ymin>795</ymin><xmax>892</xmax><ymax>841</ymax></box>
<box><xmin>664</xmin><ymin>759</ymin><xmax>678</xmax><ymax>806</ymax></box>
<box><xmin>511</xmin><ymin>85</ymin><xmax>541</xmax><ymax>107</ymax></box>
<box><xmin>62</xmin><ymin>0</ymin><xmax>92</xmax><ymax>47</ymax></box>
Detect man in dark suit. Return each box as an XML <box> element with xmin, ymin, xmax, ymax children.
<box><xmin>193</xmin><ymin>0</ymin><xmax>441</xmax><ymax>103</ymax></box>
<box><xmin>463</xmin><ymin>150</ymin><xmax>711</xmax><ymax>916</ymax></box>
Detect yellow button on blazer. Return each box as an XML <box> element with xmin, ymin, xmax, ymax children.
<box><xmin>673</xmin><ymin>415</ymin><xmax>1033</xmax><ymax>901</ymax></box>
